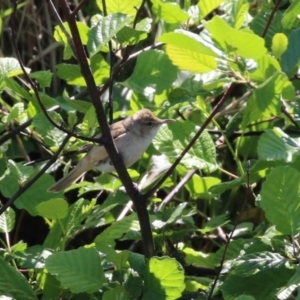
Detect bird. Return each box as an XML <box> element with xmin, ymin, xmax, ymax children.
<box><xmin>48</xmin><ymin>109</ymin><xmax>175</xmax><ymax>192</ymax></box>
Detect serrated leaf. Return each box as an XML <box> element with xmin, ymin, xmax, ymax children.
<box><xmin>0</xmin><ymin>208</ymin><xmax>15</xmax><ymax>233</ymax></box>
<box><xmin>198</xmin><ymin>0</ymin><xmax>224</xmax><ymax>19</ymax></box>
<box><xmin>103</xmin><ymin>286</ymin><xmax>131</xmax><ymax>300</ymax></box>
<box><xmin>0</xmin><ymin>256</ymin><xmax>38</xmax><ymax>299</ymax></box>
<box><xmin>272</xmin><ymin>33</ymin><xmax>288</xmax><ymax>59</ymax></box>
<box><xmin>234</xmin><ymin>252</ymin><xmax>287</xmax><ymax>277</ymax></box>
<box><xmin>0</xmin><ymin>173</ymin><xmax>56</xmax><ymax>216</ymax></box>
<box><xmin>53</xmin><ymin>22</ymin><xmax>89</xmax><ymax>59</ymax></box>
<box><xmin>6</xmin><ymin>103</ymin><xmax>25</xmax><ymax>123</ymax></box>
<box><xmin>36</xmin><ymin>198</ymin><xmax>68</xmax><ymax>220</ymax></box>
<box><xmin>7</xmin><ymin>160</ymin><xmax>34</xmax><ymax>184</ymax></box>
<box><xmin>281</xmin><ymin>28</ymin><xmax>300</xmax><ymax>76</ymax></box>
<box><xmin>242</xmin><ymin>73</ymin><xmax>293</xmax><ymax>128</ymax></box>
<box><xmin>185</xmin><ymin>175</ymin><xmax>221</xmax><ymax>199</ymax></box>
<box><xmin>260</xmin><ymin>166</ymin><xmax>300</xmax><ymax>235</ymax></box>
<box><xmin>96</xmin><ymin>0</ymin><xmax>142</xmax><ymax>17</ymax></box>
<box><xmin>46</xmin><ymin>247</ymin><xmax>104</xmax><ymax>293</ymax></box>
<box><xmin>182</xmin><ymin>247</ymin><xmax>216</xmax><ymax>268</ymax></box>
<box><xmin>257</xmin><ymin>128</ymin><xmax>300</xmax><ymax>162</ymax></box>
<box><xmin>94</xmin><ymin>214</ymin><xmax>140</xmax><ymax>247</ymax></box>
<box><xmin>222</xmin><ymin>267</ymin><xmax>295</xmax><ymax>300</ymax></box>
<box><xmin>151</xmin><ymin>0</ymin><xmax>189</xmax><ymax>24</ymax></box>
<box><xmin>87</xmin><ymin>13</ymin><xmax>131</xmax><ymax>56</ymax></box>
<box><xmin>143</xmin><ymin>257</ymin><xmax>185</xmax><ymax>300</ymax></box>
<box><xmin>56</xmin><ymin>64</ymin><xmax>85</xmax><ymax>86</ymax></box>
<box><xmin>200</xmin><ymin>214</ymin><xmax>229</xmax><ymax>234</ymax></box>
<box><xmin>281</xmin><ymin>1</ymin><xmax>300</xmax><ymax>29</ymax></box>
<box><xmin>153</xmin><ymin>121</ymin><xmax>217</xmax><ymax>173</ymax></box>
<box><xmin>158</xmin><ymin>31</ymin><xmax>218</xmax><ymax>73</ymax></box>
<box><xmin>205</xmin><ymin>16</ymin><xmax>267</xmax><ymax>59</ymax></box>
<box><xmin>116</xmin><ymin>26</ymin><xmax>148</xmax><ymax>46</ymax></box>
<box><xmin>123</xmin><ymin>50</ymin><xmax>178</xmax><ymax>95</ymax></box>
<box><xmin>0</xmin><ymin>57</ymin><xmax>30</xmax><ymax>78</ymax></box>
<box><xmin>231</xmin><ymin>0</ymin><xmax>249</xmax><ymax>29</ymax></box>
<box><xmin>29</xmin><ymin>70</ymin><xmax>53</xmax><ymax>88</ymax></box>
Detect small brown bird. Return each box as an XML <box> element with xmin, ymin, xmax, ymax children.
<box><xmin>48</xmin><ymin>109</ymin><xmax>174</xmax><ymax>192</ymax></box>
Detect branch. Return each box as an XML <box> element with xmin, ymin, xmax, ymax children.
<box><xmin>145</xmin><ymin>83</ymin><xmax>237</xmax><ymax>199</ymax></box>
<box><xmin>58</xmin><ymin>0</ymin><xmax>154</xmax><ymax>258</ymax></box>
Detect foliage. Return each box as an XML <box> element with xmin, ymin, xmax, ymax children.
<box><xmin>1</xmin><ymin>0</ymin><xmax>300</xmax><ymax>299</ymax></box>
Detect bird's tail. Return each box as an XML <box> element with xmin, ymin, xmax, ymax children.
<box><xmin>48</xmin><ymin>159</ymin><xmax>92</xmax><ymax>193</ymax></box>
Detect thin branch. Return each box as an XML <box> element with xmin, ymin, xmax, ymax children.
<box><xmin>207</xmin><ymin>161</ymin><xmax>252</xmax><ymax>299</ymax></box>
<box><xmin>261</xmin><ymin>0</ymin><xmax>282</xmax><ymax>38</ymax></box>
<box><xmin>0</xmin><ymin>119</ymin><xmax>32</xmax><ymax>145</ymax></box>
<box><xmin>58</xmin><ymin>0</ymin><xmax>154</xmax><ymax>258</ymax></box>
<box><xmin>156</xmin><ymin>170</ymin><xmax>197</xmax><ymax>211</ymax></box>
<box><xmin>145</xmin><ymin>83</ymin><xmax>237</xmax><ymax>199</ymax></box>
<box><xmin>101</xmin><ymin>0</ymin><xmax>114</xmax><ymax>124</ymax></box>
<box><xmin>0</xmin><ymin>134</ymin><xmax>72</xmax><ymax>215</ymax></box>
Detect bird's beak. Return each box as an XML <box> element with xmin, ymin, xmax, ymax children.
<box><xmin>161</xmin><ymin>118</ymin><xmax>176</xmax><ymax>124</ymax></box>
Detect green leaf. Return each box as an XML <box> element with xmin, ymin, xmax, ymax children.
<box><xmin>56</xmin><ymin>64</ymin><xmax>85</xmax><ymax>86</ymax></box>
<box><xmin>116</xmin><ymin>26</ymin><xmax>148</xmax><ymax>46</ymax></box>
<box><xmin>29</xmin><ymin>70</ymin><xmax>53</xmax><ymax>88</ymax></box>
<box><xmin>0</xmin><ymin>173</ymin><xmax>56</xmax><ymax>216</ymax></box>
<box><xmin>272</xmin><ymin>33</ymin><xmax>288</xmax><ymax>59</ymax></box>
<box><xmin>230</xmin><ymin>0</ymin><xmax>249</xmax><ymax>30</ymax></box>
<box><xmin>200</xmin><ymin>214</ymin><xmax>229</xmax><ymax>234</ymax></box>
<box><xmin>64</xmin><ymin>99</ymin><xmax>92</xmax><ymax>113</ymax></box>
<box><xmin>151</xmin><ymin>0</ymin><xmax>189</xmax><ymax>24</ymax></box>
<box><xmin>185</xmin><ymin>175</ymin><xmax>221</xmax><ymax>199</ymax></box>
<box><xmin>103</xmin><ymin>286</ymin><xmax>131</xmax><ymax>300</ymax></box>
<box><xmin>43</xmin><ymin>199</ymin><xmax>95</xmax><ymax>249</ymax></box>
<box><xmin>205</xmin><ymin>15</ymin><xmax>267</xmax><ymax>59</ymax></box>
<box><xmin>36</xmin><ymin>198</ymin><xmax>69</xmax><ymax>220</ymax></box>
<box><xmin>0</xmin><ymin>255</ymin><xmax>38</xmax><ymax>299</ymax></box>
<box><xmin>96</xmin><ymin>0</ymin><xmax>142</xmax><ymax>17</ymax></box>
<box><xmin>249</xmin><ymin>55</ymin><xmax>281</xmax><ymax>83</ymax></box>
<box><xmin>0</xmin><ymin>207</ymin><xmax>15</xmax><ymax>233</ymax></box>
<box><xmin>87</xmin><ymin>13</ymin><xmax>131</xmax><ymax>56</ymax></box>
<box><xmin>143</xmin><ymin>257</ymin><xmax>185</xmax><ymax>300</ymax></box>
<box><xmin>222</xmin><ymin>266</ymin><xmax>295</xmax><ymax>300</ymax></box>
<box><xmin>182</xmin><ymin>248</ymin><xmax>216</xmax><ymax>268</ymax></box>
<box><xmin>153</xmin><ymin>121</ymin><xmax>218</xmax><ymax>173</ymax></box>
<box><xmin>281</xmin><ymin>28</ymin><xmax>300</xmax><ymax>76</ymax></box>
<box><xmin>53</xmin><ymin>22</ymin><xmax>89</xmax><ymax>59</ymax></box>
<box><xmin>0</xmin><ymin>57</ymin><xmax>30</xmax><ymax>78</ymax></box>
<box><xmin>257</xmin><ymin>128</ymin><xmax>300</xmax><ymax>162</ymax></box>
<box><xmin>198</xmin><ymin>0</ymin><xmax>224</xmax><ymax>19</ymax></box>
<box><xmin>260</xmin><ymin>166</ymin><xmax>300</xmax><ymax>235</ymax></box>
<box><xmin>32</xmin><ymin>112</ymin><xmax>67</xmax><ymax>148</ymax></box>
<box><xmin>242</xmin><ymin>72</ymin><xmax>292</xmax><ymax>128</ymax></box>
<box><xmin>123</xmin><ymin>50</ymin><xmax>178</xmax><ymax>95</ymax></box>
<box><xmin>4</xmin><ymin>78</ymin><xmax>31</xmax><ymax>101</ymax></box>
<box><xmin>46</xmin><ymin>247</ymin><xmax>104</xmax><ymax>293</ymax></box>
<box><xmin>233</xmin><ymin>252</ymin><xmax>287</xmax><ymax>277</ymax></box>
<box><xmin>95</xmin><ymin>214</ymin><xmax>140</xmax><ymax>247</ymax></box>
<box><xmin>6</xmin><ymin>103</ymin><xmax>25</xmax><ymax>123</ymax></box>
<box><xmin>281</xmin><ymin>0</ymin><xmax>300</xmax><ymax>29</ymax></box>
<box><xmin>158</xmin><ymin>31</ymin><xmax>218</xmax><ymax>73</ymax></box>
<box><xmin>16</xmin><ymin>245</ymin><xmax>52</xmax><ymax>269</ymax></box>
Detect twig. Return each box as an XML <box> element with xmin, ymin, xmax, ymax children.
<box><xmin>145</xmin><ymin>83</ymin><xmax>237</xmax><ymax>199</ymax></box>
<box><xmin>58</xmin><ymin>0</ymin><xmax>154</xmax><ymax>258</ymax></box>
<box><xmin>207</xmin><ymin>161</ymin><xmax>251</xmax><ymax>299</ymax></box>
<box><xmin>0</xmin><ymin>119</ymin><xmax>32</xmax><ymax>145</ymax></box>
<box><xmin>156</xmin><ymin>170</ymin><xmax>197</xmax><ymax>211</ymax></box>
<box><xmin>261</xmin><ymin>0</ymin><xmax>282</xmax><ymax>38</ymax></box>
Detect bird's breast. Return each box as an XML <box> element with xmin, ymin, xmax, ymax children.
<box><xmin>95</xmin><ymin>131</ymin><xmax>155</xmax><ymax>173</ymax></box>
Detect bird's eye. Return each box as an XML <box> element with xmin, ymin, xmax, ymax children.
<box><xmin>147</xmin><ymin>121</ymin><xmax>153</xmax><ymax>127</ymax></box>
